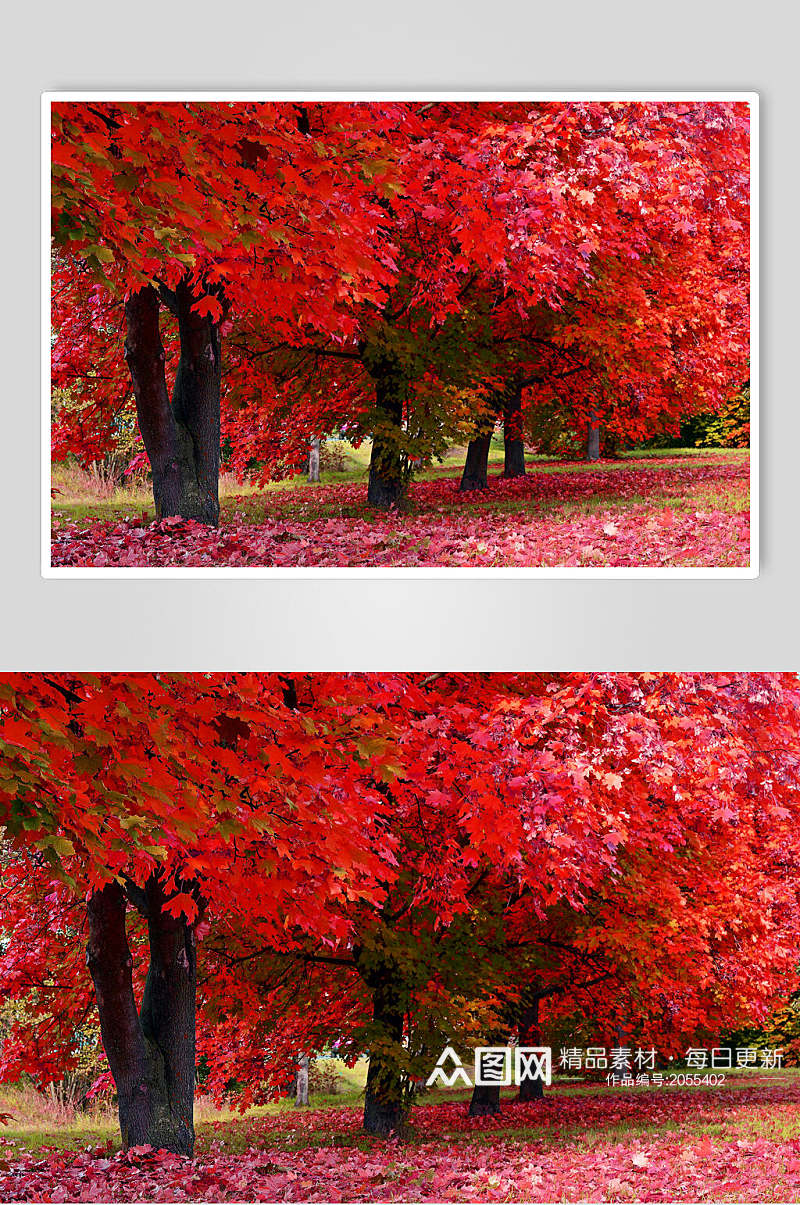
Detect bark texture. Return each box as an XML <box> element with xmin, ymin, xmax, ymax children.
<box><xmin>517</xmin><ymin>994</ymin><xmax>545</xmax><ymax>1102</ymax></box>
<box><xmin>367</xmin><ymin>355</ymin><xmax>406</xmax><ymax>510</ymax></box>
<box><xmin>587</xmin><ymin>422</ymin><xmax>601</xmax><ymax>461</ymax></box>
<box><xmin>124</xmin><ymin>282</ymin><xmax>221</xmax><ymax>525</ymax></box>
<box><xmin>86</xmin><ymin>878</ymin><xmax>197</xmax><ymax>1155</ymax></box>
<box><xmin>359</xmin><ymin>955</ymin><xmax>408</xmax><ymax>1136</ymax></box>
<box><xmin>459</xmin><ymin>432</ymin><xmax>493</xmax><ymax>491</ymax></box>
<box><xmin>469</xmin><ymin>1083</ymin><xmax>502</xmax><ymax>1116</ymax></box>
<box><xmin>502</xmin><ymin>379</ymin><xmax>526</xmax><ymax>478</ymax></box>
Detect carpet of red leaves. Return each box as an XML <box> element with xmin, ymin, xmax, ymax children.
<box><xmin>50</xmin><ymin>458</ymin><xmax>750</xmax><ymax>569</ymax></box>
<box><xmin>2</xmin><ymin>1076</ymin><xmax>798</xmax><ymax>1202</ymax></box>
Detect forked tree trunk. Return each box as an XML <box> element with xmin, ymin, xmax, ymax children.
<box><xmin>503</xmin><ymin>379</ymin><xmax>526</xmax><ymax>478</ymax></box>
<box><xmin>518</xmin><ymin>994</ymin><xmax>544</xmax><ymax>1102</ymax></box>
<box><xmin>86</xmin><ymin>878</ymin><xmax>198</xmax><ymax>1155</ymax></box>
<box><xmin>460</xmin><ymin>432</ymin><xmax>493</xmax><ymax>492</ymax></box>
<box><xmin>124</xmin><ymin>282</ymin><xmax>221</xmax><ymax>525</ymax></box>
<box><xmin>359</xmin><ymin>957</ymin><xmax>408</xmax><ymax>1136</ymax></box>
<box><xmin>367</xmin><ymin>359</ymin><xmax>406</xmax><ymax>510</ymax></box>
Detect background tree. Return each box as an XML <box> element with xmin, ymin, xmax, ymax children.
<box><xmin>183</xmin><ymin>673</ymin><xmax>800</xmax><ymax>1136</ymax></box>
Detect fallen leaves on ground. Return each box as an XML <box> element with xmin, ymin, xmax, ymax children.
<box><xmin>51</xmin><ymin>459</ymin><xmax>750</xmax><ymax>569</ymax></box>
<box><xmin>3</xmin><ymin>1077</ymin><xmax>799</xmax><ymax>1202</ymax></box>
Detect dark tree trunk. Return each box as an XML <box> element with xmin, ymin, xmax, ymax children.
<box><xmin>86</xmin><ymin>879</ymin><xmax>197</xmax><ymax>1155</ymax></box>
<box><xmin>367</xmin><ymin>360</ymin><xmax>406</xmax><ymax>510</ymax></box>
<box><xmin>503</xmin><ymin>379</ymin><xmax>526</xmax><ymax>478</ymax></box>
<box><xmin>124</xmin><ymin>281</ymin><xmax>221</xmax><ymax>525</ymax></box>
<box><xmin>587</xmin><ymin>421</ymin><xmax>601</xmax><ymax>461</ymax></box>
<box><xmin>124</xmin><ymin>287</ymin><xmax>183</xmax><ymax>520</ymax></box>
<box><xmin>359</xmin><ymin>958</ymin><xmax>408</xmax><ymax>1136</ymax></box>
<box><xmin>468</xmin><ymin>1083</ymin><xmax>501</xmax><ymax>1116</ymax></box>
<box><xmin>517</xmin><ymin>994</ymin><xmax>544</xmax><ymax>1102</ymax></box>
<box><xmin>170</xmin><ymin>281</ymin><xmax>221</xmax><ymax>524</ymax></box>
<box><xmin>468</xmin><ymin>1026</ymin><xmax>507</xmax><ymax>1115</ymax></box>
<box><xmin>138</xmin><ymin>876</ymin><xmax>197</xmax><ymax>1152</ymax></box>
<box><xmin>460</xmin><ymin>432</ymin><xmax>492</xmax><ymax>492</ymax></box>
<box><xmin>518</xmin><ymin>1069</ymin><xmax>545</xmax><ymax>1101</ymax></box>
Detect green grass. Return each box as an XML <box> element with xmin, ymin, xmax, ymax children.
<box><xmin>51</xmin><ymin>445</ymin><xmax>747</xmax><ymax>528</ymax></box>
<box><xmin>3</xmin><ymin>1066</ymin><xmax>795</xmax><ymax>1158</ymax></box>
<box><xmin>0</xmin><ymin>1061</ymin><xmax>369</xmax><ymax>1155</ymax></box>
<box><xmin>0</xmin><ymin>1083</ymin><xmax>118</xmax><ymax>1152</ymax></box>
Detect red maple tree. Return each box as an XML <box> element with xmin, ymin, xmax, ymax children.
<box><xmin>0</xmin><ymin>673</ymin><xmax>395</xmax><ymax>1152</ymax></box>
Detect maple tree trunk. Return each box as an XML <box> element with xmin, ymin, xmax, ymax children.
<box><xmin>170</xmin><ymin>282</ymin><xmax>221</xmax><ymax>525</ymax></box>
<box><xmin>587</xmin><ymin>421</ymin><xmax>601</xmax><ymax>461</ymax></box>
<box><xmin>367</xmin><ymin>361</ymin><xmax>406</xmax><ymax>510</ymax></box>
<box><xmin>517</xmin><ymin>994</ymin><xmax>544</xmax><ymax>1102</ymax></box>
<box><xmin>503</xmin><ymin>380</ymin><xmax>526</xmax><ymax>478</ymax></box>
<box><xmin>468</xmin><ymin>1026</ymin><xmax>506</xmax><ymax>1115</ymax></box>
<box><xmin>519</xmin><ymin>1073</ymin><xmax>544</xmax><ymax>1101</ymax></box>
<box><xmin>460</xmin><ymin>432</ymin><xmax>492</xmax><ymax>491</ymax></box>
<box><xmin>360</xmin><ymin>958</ymin><xmax>408</xmax><ymax>1136</ymax></box>
<box><xmin>124</xmin><ymin>287</ymin><xmax>184</xmax><ymax>520</ymax></box>
<box><xmin>469</xmin><ymin>1083</ymin><xmax>502</xmax><ymax>1115</ymax></box>
<box><xmin>86</xmin><ymin>879</ymin><xmax>197</xmax><ymax>1155</ymax></box>
<box><xmin>124</xmin><ymin>282</ymin><xmax>220</xmax><ymax>525</ymax></box>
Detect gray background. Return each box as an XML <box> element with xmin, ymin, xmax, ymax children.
<box><xmin>1</xmin><ymin>0</ymin><xmax>796</xmax><ymax>670</ymax></box>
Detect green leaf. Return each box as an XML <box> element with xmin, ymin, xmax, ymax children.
<box><xmin>82</xmin><ymin>245</ymin><xmax>114</xmax><ymax>263</ymax></box>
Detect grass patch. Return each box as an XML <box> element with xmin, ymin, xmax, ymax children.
<box><xmin>51</xmin><ymin>447</ymin><xmax>748</xmax><ymax>529</ymax></box>
<box><xmin>4</xmin><ymin>1068</ymin><xmax>796</xmax><ymax>1159</ymax></box>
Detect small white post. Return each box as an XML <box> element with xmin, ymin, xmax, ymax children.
<box><xmin>308</xmin><ymin>439</ymin><xmax>321</xmax><ymax>483</ymax></box>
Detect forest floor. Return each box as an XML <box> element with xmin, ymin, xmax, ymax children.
<box><xmin>50</xmin><ymin>446</ymin><xmax>750</xmax><ymax>571</ymax></box>
<box><xmin>1</xmin><ymin>1068</ymin><xmax>798</xmax><ymax>1201</ymax></box>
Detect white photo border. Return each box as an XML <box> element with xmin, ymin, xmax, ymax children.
<box><xmin>41</xmin><ymin>90</ymin><xmax>759</xmax><ymax>579</ymax></box>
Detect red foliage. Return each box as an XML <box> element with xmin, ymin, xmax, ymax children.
<box><xmin>193</xmin><ymin>673</ymin><xmax>800</xmax><ymax>1108</ymax></box>
<box><xmin>0</xmin><ymin>674</ymin><xmax>395</xmax><ymax>1085</ymax></box>
<box><xmin>50</xmin><ymin>101</ymin><xmax>750</xmax><ymax>484</ymax></box>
